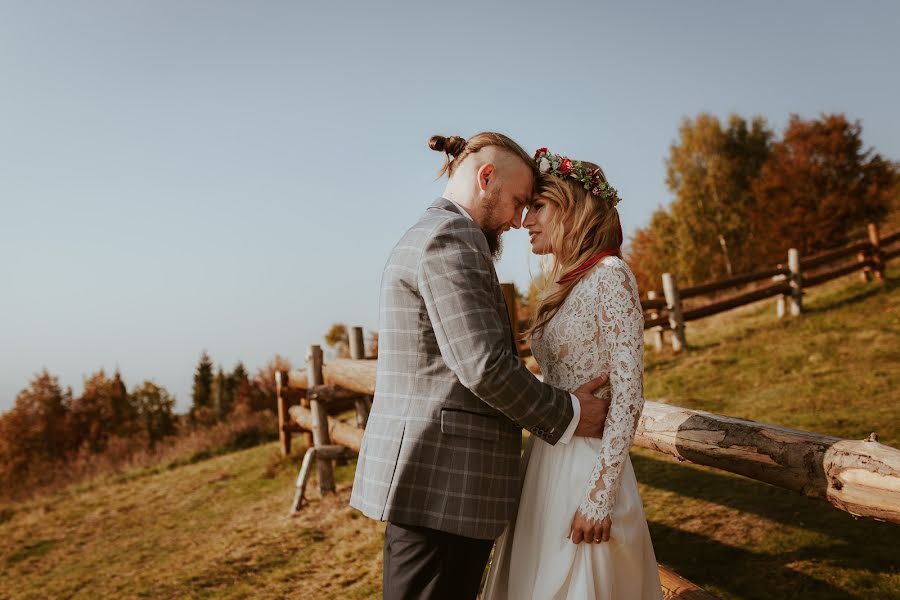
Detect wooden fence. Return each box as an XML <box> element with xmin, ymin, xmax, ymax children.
<box><xmin>631</xmin><ymin>223</ymin><xmax>898</xmax><ymax>352</ymax></box>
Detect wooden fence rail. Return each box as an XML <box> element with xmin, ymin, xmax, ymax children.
<box><xmin>635</xmin><ymin>402</ymin><xmax>900</xmax><ymax>524</ymax></box>
<box><xmin>804</xmin><ymin>259</ymin><xmax>876</xmax><ymax>288</ymax></box>
<box><xmin>641</xmin><ymin>296</ymin><xmax>668</xmax><ymax>311</ymax></box>
<box><xmin>799</xmin><ymin>240</ymin><xmax>869</xmax><ymax>270</ymax></box>
<box><xmin>679</xmin><ymin>266</ymin><xmax>789</xmax><ymax>299</ymax></box>
<box><xmin>682</xmin><ymin>280</ymin><xmax>790</xmax><ymax>322</ymax></box>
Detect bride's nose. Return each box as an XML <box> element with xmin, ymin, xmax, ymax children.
<box><xmin>522</xmin><ymin>208</ymin><xmax>534</xmax><ymax>228</ymax></box>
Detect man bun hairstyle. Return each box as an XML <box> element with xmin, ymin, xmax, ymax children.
<box><xmin>429</xmin><ymin>135</ymin><xmax>466</xmax><ymax>156</ymax></box>
<box><xmin>428</xmin><ymin>132</ymin><xmax>535</xmax><ymax>179</ymax></box>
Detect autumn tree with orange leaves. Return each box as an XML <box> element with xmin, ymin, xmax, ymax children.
<box><xmin>749</xmin><ymin>114</ymin><xmax>896</xmax><ymax>261</ymax></box>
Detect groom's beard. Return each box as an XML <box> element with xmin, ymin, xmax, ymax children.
<box><xmin>483</xmin><ymin>229</ymin><xmax>503</xmax><ymax>260</ymax></box>
<box><xmin>481</xmin><ymin>190</ymin><xmax>504</xmax><ymax>261</ymax></box>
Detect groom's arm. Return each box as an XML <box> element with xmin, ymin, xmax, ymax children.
<box><xmin>417</xmin><ymin>218</ymin><xmax>574</xmax><ymax>444</ymax></box>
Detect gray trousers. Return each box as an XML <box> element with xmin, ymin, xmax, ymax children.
<box><xmin>383</xmin><ymin>521</ymin><xmax>494</xmax><ymax>600</ymax></box>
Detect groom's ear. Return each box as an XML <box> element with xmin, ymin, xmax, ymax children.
<box><xmin>477</xmin><ymin>163</ymin><xmax>495</xmax><ymax>193</ymax></box>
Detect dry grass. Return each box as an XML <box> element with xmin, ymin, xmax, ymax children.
<box><xmin>1</xmin><ymin>442</ymin><xmax>382</xmax><ymax>599</ymax></box>
<box><xmin>2</xmin><ymin>410</ymin><xmax>278</xmax><ymax>505</ymax></box>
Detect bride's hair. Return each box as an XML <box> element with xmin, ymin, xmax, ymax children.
<box><xmin>429</xmin><ymin>132</ymin><xmax>535</xmax><ymax>178</ymax></box>
<box><xmin>525</xmin><ymin>160</ymin><xmax>622</xmax><ymax>340</ymax></box>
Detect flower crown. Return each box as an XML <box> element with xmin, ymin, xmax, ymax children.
<box><xmin>533</xmin><ymin>148</ymin><xmax>621</xmax><ymax>206</ymax></box>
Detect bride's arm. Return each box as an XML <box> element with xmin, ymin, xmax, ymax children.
<box><xmin>577</xmin><ymin>260</ymin><xmax>645</xmax><ymax>526</ymax></box>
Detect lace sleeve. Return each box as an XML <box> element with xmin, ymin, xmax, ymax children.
<box><xmin>577</xmin><ymin>258</ymin><xmax>645</xmax><ymax>523</ymax></box>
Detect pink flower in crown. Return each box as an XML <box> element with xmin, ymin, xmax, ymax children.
<box><xmin>559</xmin><ymin>157</ymin><xmax>573</xmax><ymax>174</ymax></box>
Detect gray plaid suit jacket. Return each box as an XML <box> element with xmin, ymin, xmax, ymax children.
<box><xmin>349</xmin><ymin>197</ymin><xmax>575</xmax><ymax>540</ymax></box>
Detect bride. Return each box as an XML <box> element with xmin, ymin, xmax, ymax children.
<box><xmin>482</xmin><ymin>149</ymin><xmax>663</xmax><ymax>599</ymax></box>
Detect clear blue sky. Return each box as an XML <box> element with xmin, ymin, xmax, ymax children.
<box><xmin>2</xmin><ymin>1</ymin><xmax>898</xmax><ymax>412</ymax></box>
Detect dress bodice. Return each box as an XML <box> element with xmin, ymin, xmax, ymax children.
<box><xmin>530</xmin><ymin>256</ymin><xmax>645</xmax><ymax>523</ymax></box>
<box><xmin>532</xmin><ymin>269</ymin><xmax>611</xmax><ymax>397</ymax></box>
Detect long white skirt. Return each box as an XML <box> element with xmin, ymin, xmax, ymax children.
<box><xmin>482</xmin><ymin>435</ymin><xmax>663</xmax><ymax>600</ymax></box>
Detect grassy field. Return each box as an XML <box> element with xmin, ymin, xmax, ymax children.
<box><xmin>1</xmin><ymin>264</ymin><xmax>898</xmax><ymax>599</ymax></box>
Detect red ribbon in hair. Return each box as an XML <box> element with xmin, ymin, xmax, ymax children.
<box><xmin>556</xmin><ymin>221</ymin><xmax>624</xmax><ymax>285</ymax></box>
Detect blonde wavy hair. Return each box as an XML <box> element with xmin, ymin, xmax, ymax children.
<box><xmin>525</xmin><ymin>160</ymin><xmax>622</xmax><ymax>341</ymax></box>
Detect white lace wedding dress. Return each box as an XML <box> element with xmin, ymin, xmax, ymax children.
<box><xmin>483</xmin><ymin>256</ymin><xmax>663</xmax><ymax>600</ymax></box>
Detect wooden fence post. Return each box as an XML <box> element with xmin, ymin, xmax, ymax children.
<box><xmin>662</xmin><ymin>273</ymin><xmax>686</xmax><ymax>352</ymax></box>
<box><xmin>773</xmin><ymin>273</ymin><xmax>787</xmax><ymax>320</ymax></box>
<box><xmin>788</xmin><ymin>248</ymin><xmax>803</xmax><ymax>316</ymax></box>
<box><xmin>307</xmin><ymin>344</ymin><xmax>335</xmax><ymax>494</ymax></box>
<box><xmin>858</xmin><ymin>248</ymin><xmax>872</xmax><ymax>282</ymax></box>
<box><xmin>647</xmin><ymin>291</ymin><xmax>665</xmax><ymax>351</ymax></box>
<box><xmin>500</xmin><ymin>283</ymin><xmax>521</xmax><ymax>356</ymax></box>
<box><xmin>349</xmin><ymin>326</ymin><xmax>370</xmax><ymax>429</ymax></box>
<box><xmin>276</xmin><ymin>370</ymin><xmax>291</xmax><ymax>456</ymax></box>
<box><xmin>868</xmin><ymin>223</ymin><xmax>884</xmax><ymax>281</ymax></box>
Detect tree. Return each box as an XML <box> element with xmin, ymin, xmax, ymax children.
<box><xmin>231</xmin><ymin>362</ymin><xmax>255</xmax><ymax>415</ymax></box>
<box><xmin>627</xmin><ymin>208</ymin><xmax>678</xmax><ymax>294</ymax></box>
<box><xmin>324</xmin><ymin>323</ymin><xmax>350</xmax><ymax>359</ymax></box>
<box><xmin>190</xmin><ymin>351</ymin><xmax>214</xmax><ymax>422</ymax></box>
<box><xmin>230</xmin><ymin>362</ymin><xmax>252</xmax><ymax>414</ymax></box>
<box><xmin>0</xmin><ymin>370</ymin><xmax>73</xmax><ymax>487</ymax></box>
<box><xmin>251</xmin><ymin>355</ymin><xmax>292</xmax><ymax>414</ymax></box>
<box><xmin>664</xmin><ymin>113</ymin><xmax>773</xmax><ymax>283</ymax></box>
<box><xmin>885</xmin><ymin>173</ymin><xmax>900</xmax><ymax>232</ymax></box>
<box><xmin>750</xmin><ymin>114</ymin><xmax>897</xmax><ymax>261</ymax></box>
<box><xmin>212</xmin><ymin>366</ymin><xmax>234</xmax><ymax>419</ymax></box>
<box><xmin>70</xmin><ymin>369</ymin><xmax>137</xmax><ymax>452</ymax></box>
<box><xmin>109</xmin><ymin>369</ymin><xmax>137</xmax><ymax>435</ymax></box>
<box><xmin>132</xmin><ymin>381</ymin><xmax>177</xmax><ymax>449</ymax></box>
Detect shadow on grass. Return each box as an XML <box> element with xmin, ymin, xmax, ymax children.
<box><xmin>5</xmin><ymin>538</ymin><xmax>58</xmax><ymax>566</ymax></box>
<box><xmin>804</xmin><ymin>274</ymin><xmax>897</xmax><ymax>314</ymax></box>
<box><xmin>650</xmin><ymin>521</ymin><xmax>859</xmax><ymax>600</ymax></box>
<box><xmin>633</xmin><ymin>452</ymin><xmax>899</xmax><ymax>574</ymax></box>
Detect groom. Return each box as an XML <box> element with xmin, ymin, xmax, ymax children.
<box><xmin>350</xmin><ymin>132</ymin><xmax>611</xmax><ymax>600</ymax></box>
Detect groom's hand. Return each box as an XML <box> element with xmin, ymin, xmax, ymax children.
<box><xmin>573</xmin><ymin>374</ymin><xmax>611</xmax><ymax>438</ymax></box>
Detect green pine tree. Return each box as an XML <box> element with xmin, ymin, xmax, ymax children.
<box><xmin>190</xmin><ymin>351</ymin><xmax>214</xmax><ymax>421</ymax></box>
<box><xmin>213</xmin><ymin>365</ymin><xmax>234</xmax><ymax>419</ymax></box>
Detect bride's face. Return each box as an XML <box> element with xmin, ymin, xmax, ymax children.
<box><xmin>523</xmin><ymin>196</ymin><xmax>558</xmax><ymax>255</ymax></box>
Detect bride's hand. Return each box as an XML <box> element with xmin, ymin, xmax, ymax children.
<box><xmin>568</xmin><ymin>510</ymin><xmax>611</xmax><ymax>544</ymax></box>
